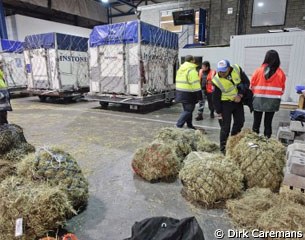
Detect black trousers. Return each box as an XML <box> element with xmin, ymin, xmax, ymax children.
<box><xmin>0</xmin><ymin>111</ymin><xmax>8</xmax><ymax>125</ymax></box>
<box><xmin>176</xmin><ymin>103</ymin><xmax>196</xmax><ymax>128</ymax></box>
<box><xmin>206</xmin><ymin>93</ymin><xmax>214</xmax><ymax>114</ymax></box>
<box><xmin>220</xmin><ymin>102</ymin><xmax>245</xmax><ymax>153</ymax></box>
<box><xmin>252</xmin><ymin>111</ymin><xmax>275</xmax><ymax>138</ymax></box>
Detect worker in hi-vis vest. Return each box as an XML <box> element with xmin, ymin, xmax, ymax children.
<box><xmin>0</xmin><ymin>59</ymin><xmax>12</xmax><ymax>125</ymax></box>
<box><xmin>250</xmin><ymin>50</ymin><xmax>286</xmax><ymax>138</ymax></box>
<box><xmin>212</xmin><ymin>59</ymin><xmax>250</xmax><ymax>154</ymax></box>
<box><xmin>175</xmin><ymin>55</ymin><xmax>202</xmax><ymax>130</ymax></box>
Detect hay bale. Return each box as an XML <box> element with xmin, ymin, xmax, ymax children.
<box><xmin>226</xmin><ymin>129</ymin><xmax>252</xmax><ymax>157</ymax></box>
<box><xmin>0</xmin><ymin>177</ymin><xmax>74</xmax><ymax>239</ymax></box>
<box><xmin>132</xmin><ymin>141</ymin><xmax>181</xmax><ymax>182</ymax></box>
<box><xmin>226</xmin><ymin>188</ymin><xmax>276</xmax><ymax>229</ymax></box>
<box><xmin>0</xmin><ymin>159</ymin><xmax>15</xmax><ymax>180</ymax></box>
<box><xmin>0</xmin><ymin>124</ymin><xmax>29</xmax><ymax>154</ymax></box>
<box><xmin>17</xmin><ymin>147</ymin><xmax>89</xmax><ymax>211</ymax></box>
<box><xmin>257</xmin><ymin>202</ymin><xmax>305</xmax><ymax>238</ymax></box>
<box><xmin>154</xmin><ymin>128</ymin><xmax>219</xmax><ymax>161</ymax></box>
<box><xmin>227</xmin><ymin>133</ymin><xmax>286</xmax><ymax>191</ymax></box>
<box><xmin>179</xmin><ymin>152</ymin><xmax>243</xmax><ymax>207</ymax></box>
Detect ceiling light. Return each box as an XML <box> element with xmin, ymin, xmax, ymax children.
<box><xmin>257</xmin><ymin>2</ymin><xmax>264</xmax><ymax>7</ymax></box>
<box><xmin>102</xmin><ymin>0</ymin><xmax>109</xmax><ymax>3</ymax></box>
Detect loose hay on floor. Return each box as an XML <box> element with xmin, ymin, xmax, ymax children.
<box><xmin>179</xmin><ymin>152</ymin><xmax>243</xmax><ymax>207</ymax></box>
<box><xmin>226</xmin><ymin>188</ymin><xmax>276</xmax><ymax>229</ymax></box>
<box><xmin>17</xmin><ymin>147</ymin><xmax>89</xmax><ymax>212</ymax></box>
<box><xmin>0</xmin><ymin>177</ymin><xmax>74</xmax><ymax>239</ymax></box>
<box><xmin>132</xmin><ymin>141</ymin><xmax>180</xmax><ymax>182</ymax></box>
<box><xmin>227</xmin><ymin>187</ymin><xmax>305</xmax><ymax>237</ymax></box>
<box><xmin>257</xmin><ymin>203</ymin><xmax>305</xmax><ymax>239</ymax></box>
<box><xmin>227</xmin><ymin>133</ymin><xmax>286</xmax><ymax>191</ymax></box>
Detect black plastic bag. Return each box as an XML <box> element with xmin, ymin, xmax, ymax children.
<box><xmin>124</xmin><ymin>216</ymin><xmax>205</xmax><ymax>240</ymax></box>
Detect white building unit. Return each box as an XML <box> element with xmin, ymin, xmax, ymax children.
<box><xmin>231</xmin><ymin>31</ymin><xmax>305</xmax><ymax>103</ymax></box>
<box><xmin>87</xmin><ymin>20</ymin><xmax>178</xmax><ymax>108</ymax></box>
<box><xmin>24</xmin><ymin>32</ymin><xmax>89</xmax><ymax>100</ymax></box>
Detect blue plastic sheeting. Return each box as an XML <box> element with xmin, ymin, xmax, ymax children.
<box><xmin>0</xmin><ymin>39</ymin><xmax>24</xmax><ymax>53</ymax></box>
<box><xmin>90</xmin><ymin>20</ymin><xmax>178</xmax><ymax>49</ymax></box>
<box><xmin>24</xmin><ymin>33</ymin><xmax>88</xmax><ymax>52</ymax></box>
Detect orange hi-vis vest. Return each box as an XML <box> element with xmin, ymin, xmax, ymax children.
<box><xmin>251</xmin><ymin>64</ymin><xmax>286</xmax><ymax>99</ymax></box>
<box><xmin>206</xmin><ymin>70</ymin><xmax>216</xmax><ymax>93</ymax></box>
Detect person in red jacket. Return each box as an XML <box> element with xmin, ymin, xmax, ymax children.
<box><xmin>250</xmin><ymin>50</ymin><xmax>286</xmax><ymax>138</ymax></box>
<box><xmin>195</xmin><ymin>61</ymin><xmax>216</xmax><ymax>120</ymax></box>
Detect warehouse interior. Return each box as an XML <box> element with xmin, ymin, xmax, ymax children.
<box><xmin>0</xmin><ymin>0</ymin><xmax>305</xmax><ymax>239</ymax></box>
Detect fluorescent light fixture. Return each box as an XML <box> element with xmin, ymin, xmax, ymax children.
<box><xmin>257</xmin><ymin>2</ymin><xmax>264</xmax><ymax>7</ymax></box>
<box><xmin>102</xmin><ymin>0</ymin><xmax>108</xmax><ymax>3</ymax></box>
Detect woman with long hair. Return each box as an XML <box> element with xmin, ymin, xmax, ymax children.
<box><xmin>250</xmin><ymin>50</ymin><xmax>286</xmax><ymax>138</ymax></box>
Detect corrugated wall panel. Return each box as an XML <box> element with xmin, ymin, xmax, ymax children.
<box><xmin>231</xmin><ymin>32</ymin><xmax>305</xmax><ymax>103</ymax></box>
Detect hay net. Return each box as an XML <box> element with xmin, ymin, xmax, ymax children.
<box><xmin>0</xmin><ymin>124</ymin><xmax>31</xmax><ymax>154</ymax></box>
<box><xmin>18</xmin><ymin>147</ymin><xmax>89</xmax><ymax>210</ymax></box>
<box><xmin>153</xmin><ymin>128</ymin><xmax>219</xmax><ymax>161</ymax></box>
<box><xmin>179</xmin><ymin>152</ymin><xmax>244</xmax><ymax>207</ymax></box>
<box><xmin>132</xmin><ymin>141</ymin><xmax>180</xmax><ymax>182</ymax></box>
<box><xmin>226</xmin><ymin>132</ymin><xmax>286</xmax><ymax>191</ymax></box>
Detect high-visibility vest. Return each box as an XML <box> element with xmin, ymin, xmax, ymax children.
<box><xmin>206</xmin><ymin>70</ymin><xmax>216</xmax><ymax>93</ymax></box>
<box><xmin>251</xmin><ymin>64</ymin><xmax>286</xmax><ymax>99</ymax></box>
<box><xmin>176</xmin><ymin>62</ymin><xmax>201</xmax><ymax>92</ymax></box>
<box><xmin>0</xmin><ymin>69</ymin><xmax>7</xmax><ymax>89</ymax></box>
<box><xmin>212</xmin><ymin>64</ymin><xmax>241</xmax><ymax>101</ymax></box>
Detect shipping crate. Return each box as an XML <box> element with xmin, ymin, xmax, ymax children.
<box><xmin>0</xmin><ymin>39</ymin><xmax>28</xmax><ymax>95</ymax></box>
<box><xmin>24</xmin><ymin>33</ymin><xmax>89</xmax><ymax>101</ymax></box>
<box><xmin>87</xmin><ymin>20</ymin><xmax>178</xmax><ymax>109</ymax></box>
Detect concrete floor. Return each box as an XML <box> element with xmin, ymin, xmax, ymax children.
<box><xmin>9</xmin><ymin>97</ymin><xmax>291</xmax><ymax>240</ymax></box>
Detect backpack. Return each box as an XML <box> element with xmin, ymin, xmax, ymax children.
<box><xmin>124</xmin><ymin>216</ymin><xmax>205</xmax><ymax>240</ymax></box>
<box><xmin>290</xmin><ymin>110</ymin><xmax>305</xmax><ymax>123</ymax></box>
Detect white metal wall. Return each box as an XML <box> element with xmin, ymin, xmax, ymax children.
<box><xmin>179</xmin><ymin>46</ymin><xmax>232</xmax><ymax>71</ymax></box>
<box><xmin>231</xmin><ymin>32</ymin><xmax>305</xmax><ymax>103</ymax></box>
<box><xmin>6</xmin><ymin>14</ymin><xmax>92</xmax><ymax>41</ymax></box>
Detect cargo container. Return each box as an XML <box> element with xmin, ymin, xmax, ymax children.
<box><xmin>0</xmin><ymin>39</ymin><xmax>27</xmax><ymax>95</ymax></box>
<box><xmin>24</xmin><ymin>32</ymin><xmax>89</xmax><ymax>101</ymax></box>
<box><xmin>87</xmin><ymin>20</ymin><xmax>178</xmax><ymax>109</ymax></box>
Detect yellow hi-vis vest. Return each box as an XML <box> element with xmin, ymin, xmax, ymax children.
<box><xmin>212</xmin><ymin>64</ymin><xmax>241</xmax><ymax>101</ymax></box>
<box><xmin>175</xmin><ymin>62</ymin><xmax>201</xmax><ymax>92</ymax></box>
<box><xmin>0</xmin><ymin>69</ymin><xmax>7</xmax><ymax>89</ymax></box>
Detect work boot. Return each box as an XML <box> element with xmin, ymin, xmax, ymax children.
<box><xmin>210</xmin><ymin>111</ymin><xmax>215</xmax><ymax>118</ymax></box>
<box><xmin>195</xmin><ymin>113</ymin><xmax>203</xmax><ymax>121</ymax></box>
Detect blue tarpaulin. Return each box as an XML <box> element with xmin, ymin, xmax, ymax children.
<box><xmin>0</xmin><ymin>39</ymin><xmax>24</xmax><ymax>53</ymax></box>
<box><xmin>89</xmin><ymin>20</ymin><xmax>178</xmax><ymax>49</ymax></box>
<box><xmin>24</xmin><ymin>33</ymin><xmax>88</xmax><ymax>52</ymax></box>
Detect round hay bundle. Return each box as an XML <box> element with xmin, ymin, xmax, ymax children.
<box><xmin>257</xmin><ymin>202</ymin><xmax>305</xmax><ymax>238</ymax></box>
<box><xmin>0</xmin><ymin>124</ymin><xmax>29</xmax><ymax>154</ymax></box>
<box><xmin>227</xmin><ymin>133</ymin><xmax>286</xmax><ymax>191</ymax></box>
<box><xmin>17</xmin><ymin>147</ymin><xmax>89</xmax><ymax>212</ymax></box>
<box><xmin>226</xmin><ymin>129</ymin><xmax>252</xmax><ymax>157</ymax></box>
<box><xmin>154</xmin><ymin>128</ymin><xmax>194</xmax><ymax>161</ymax></box>
<box><xmin>132</xmin><ymin>141</ymin><xmax>180</xmax><ymax>182</ymax></box>
<box><xmin>194</xmin><ymin>130</ymin><xmax>219</xmax><ymax>153</ymax></box>
<box><xmin>226</xmin><ymin>188</ymin><xmax>276</xmax><ymax>229</ymax></box>
<box><xmin>154</xmin><ymin>128</ymin><xmax>219</xmax><ymax>161</ymax></box>
<box><xmin>0</xmin><ymin>177</ymin><xmax>74</xmax><ymax>239</ymax></box>
<box><xmin>179</xmin><ymin>152</ymin><xmax>243</xmax><ymax>207</ymax></box>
